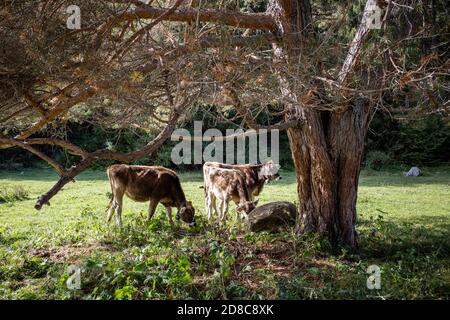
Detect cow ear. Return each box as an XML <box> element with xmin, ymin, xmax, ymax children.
<box><xmin>254</xmin><ymin>199</ymin><xmax>259</xmax><ymax>206</ymax></box>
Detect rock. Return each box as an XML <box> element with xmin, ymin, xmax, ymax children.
<box><xmin>404</xmin><ymin>166</ymin><xmax>421</xmax><ymax>177</ymax></box>
<box><xmin>247</xmin><ymin>201</ymin><xmax>297</xmax><ymax>232</ymax></box>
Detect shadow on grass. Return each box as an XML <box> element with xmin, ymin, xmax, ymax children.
<box><xmin>0</xmin><ymin>232</ymin><xmax>27</xmax><ymax>246</ymax></box>
<box><xmin>357</xmin><ymin>215</ymin><xmax>450</xmax><ymax>260</ymax></box>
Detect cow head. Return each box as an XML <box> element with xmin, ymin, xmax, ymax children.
<box><xmin>259</xmin><ymin>160</ymin><xmax>281</xmax><ymax>183</ymax></box>
<box><xmin>236</xmin><ymin>199</ymin><xmax>259</xmax><ymax>218</ymax></box>
<box><xmin>177</xmin><ymin>201</ymin><xmax>196</xmax><ymax>227</ymax></box>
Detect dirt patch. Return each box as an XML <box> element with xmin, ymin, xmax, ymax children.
<box><xmin>27</xmin><ymin>241</ymin><xmax>110</xmax><ymax>263</ymax></box>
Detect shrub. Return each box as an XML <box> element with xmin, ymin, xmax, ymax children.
<box><xmin>366</xmin><ymin>112</ymin><xmax>450</xmax><ymax>166</ymax></box>
<box><xmin>365</xmin><ymin>150</ymin><xmax>392</xmax><ymax>171</ymax></box>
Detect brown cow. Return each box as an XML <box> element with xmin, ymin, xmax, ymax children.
<box><xmin>203</xmin><ymin>164</ymin><xmax>258</xmax><ymax>222</ymax></box>
<box><xmin>203</xmin><ymin>161</ymin><xmax>281</xmax><ymax>201</ymax></box>
<box><xmin>106</xmin><ymin>164</ymin><xmax>195</xmax><ymax>227</ymax></box>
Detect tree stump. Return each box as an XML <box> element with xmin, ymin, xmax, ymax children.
<box><xmin>247</xmin><ymin>201</ymin><xmax>297</xmax><ymax>232</ymax></box>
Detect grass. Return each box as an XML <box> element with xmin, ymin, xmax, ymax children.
<box><xmin>0</xmin><ymin>185</ymin><xmax>29</xmax><ymax>204</ymax></box>
<box><xmin>0</xmin><ymin>165</ymin><xmax>449</xmax><ymax>299</ymax></box>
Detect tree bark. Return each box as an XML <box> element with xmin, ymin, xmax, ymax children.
<box><xmin>113</xmin><ymin>3</ymin><xmax>276</xmax><ymax>30</ymax></box>
<box><xmin>268</xmin><ymin>0</ymin><xmax>377</xmax><ymax>247</ymax></box>
<box><xmin>286</xmin><ymin>101</ymin><xmax>374</xmax><ymax>248</ymax></box>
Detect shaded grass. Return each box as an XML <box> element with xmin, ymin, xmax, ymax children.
<box><xmin>0</xmin><ymin>166</ymin><xmax>449</xmax><ymax>299</ymax></box>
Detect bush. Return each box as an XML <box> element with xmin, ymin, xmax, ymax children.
<box><xmin>365</xmin><ymin>151</ymin><xmax>392</xmax><ymax>171</ymax></box>
<box><xmin>366</xmin><ymin>112</ymin><xmax>450</xmax><ymax>166</ymax></box>
<box><xmin>2</xmin><ymin>108</ymin><xmax>448</xmax><ymax>171</ymax></box>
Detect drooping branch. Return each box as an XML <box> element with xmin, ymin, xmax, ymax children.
<box><xmin>0</xmin><ymin>138</ymin><xmax>65</xmax><ymax>175</ymax></box>
<box><xmin>18</xmin><ymin>138</ymin><xmax>87</xmax><ymax>158</ymax></box>
<box><xmin>3</xmin><ymin>34</ymin><xmax>271</xmax><ymax>147</ymax></box>
<box><xmin>33</xmin><ymin>99</ymin><xmax>192</xmax><ymax>210</ymax></box>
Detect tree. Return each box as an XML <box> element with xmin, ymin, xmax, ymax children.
<box><xmin>1</xmin><ymin>0</ymin><xmax>448</xmax><ymax>247</ymax></box>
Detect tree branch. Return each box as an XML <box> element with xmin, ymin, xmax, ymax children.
<box><xmin>109</xmin><ymin>1</ymin><xmax>276</xmax><ymax>30</ymax></box>
<box><xmin>14</xmin><ymin>85</ymin><xmax>98</xmax><ymax>140</ymax></box>
<box><xmin>0</xmin><ymin>138</ymin><xmax>65</xmax><ymax>175</ymax></box>
<box><xmin>33</xmin><ymin>99</ymin><xmax>191</xmax><ymax>210</ymax></box>
<box><xmin>338</xmin><ymin>0</ymin><xmax>381</xmax><ymax>84</ymax></box>
<box><xmin>20</xmin><ymin>138</ymin><xmax>88</xmax><ymax>158</ymax></box>
<box><xmin>219</xmin><ymin>85</ymin><xmax>303</xmax><ymax>132</ymax></box>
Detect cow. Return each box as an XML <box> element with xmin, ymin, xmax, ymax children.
<box><xmin>203</xmin><ymin>164</ymin><xmax>258</xmax><ymax>223</ymax></box>
<box><xmin>106</xmin><ymin>164</ymin><xmax>195</xmax><ymax>228</ymax></box>
<box><xmin>203</xmin><ymin>161</ymin><xmax>281</xmax><ymax>201</ymax></box>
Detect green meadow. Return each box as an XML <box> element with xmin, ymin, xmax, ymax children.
<box><xmin>0</xmin><ymin>166</ymin><xmax>449</xmax><ymax>299</ymax></box>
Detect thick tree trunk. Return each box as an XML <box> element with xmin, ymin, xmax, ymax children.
<box><xmin>268</xmin><ymin>0</ymin><xmax>377</xmax><ymax>247</ymax></box>
<box><xmin>329</xmin><ymin>99</ymin><xmax>373</xmax><ymax>246</ymax></box>
<box><xmin>288</xmin><ymin>100</ymin><xmax>373</xmax><ymax>247</ymax></box>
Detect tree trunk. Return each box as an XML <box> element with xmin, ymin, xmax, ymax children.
<box><xmin>288</xmin><ymin>100</ymin><xmax>373</xmax><ymax>247</ymax></box>
<box><xmin>268</xmin><ymin>0</ymin><xmax>376</xmax><ymax>248</ymax></box>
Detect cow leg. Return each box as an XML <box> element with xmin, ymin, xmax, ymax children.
<box><xmin>165</xmin><ymin>206</ymin><xmax>175</xmax><ymax>228</ymax></box>
<box><xmin>205</xmin><ymin>193</ymin><xmax>212</xmax><ymax>221</ymax></box>
<box><xmin>220</xmin><ymin>200</ymin><xmax>229</xmax><ymax>223</ymax></box>
<box><xmin>106</xmin><ymin>200</ymin><xmax>116</xmax><ymax>223</ymax></box>
<box><xmin>147</xmin><ymin>200</ymin><xmax>158</xmax><ymax>222</ymax></box>
<box><xmin>213</xmin><ymin>197</ymin><xmax>221</xmax><ymax>217</ymax></box>
<box><xmin>208</xmin><ymin>194</ymin><xmax>217</xmax><ymax>221</ymax></box>
<box><xmin>115</xmin><ymin>197</ymin><xmax>123</xmax><ymax>227</ymax></box>
<box><xmin>107</xmin><ymin>178</ymin><xmax>124</xmax><ymax>227</ymax></box>
<box><xmin>212</xmin><ymin>196</ymin><xmax>219</xmax><ymax>218</ymax></box>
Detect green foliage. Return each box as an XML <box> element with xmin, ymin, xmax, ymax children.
<box><xmin>365</xmin><ymin>151</ymin><xmax>392</xmax><ymax>171</ymax></box>
<box><xmin>77</xmin><ymin>252</ymin><xmax>193</xmax><ymax>300</ymax></box>
<box><xmin>366</xmin><ymin>112</ymin><xmax>450</xmax><ymax>166</ymax></box>
<box><xmin>392</xmin><ymin>115</ymin><xmax>450</xmax><ymax>165</ymax></box>
<box><xmin>209</xmin><ymin>241</ymin><xmax>235</xmax><ymax>280</ymax></box>
<box><xmin>2</xmin><ymin>108</ymin><xmax>448</xmax><ymax>172</ymax></box>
